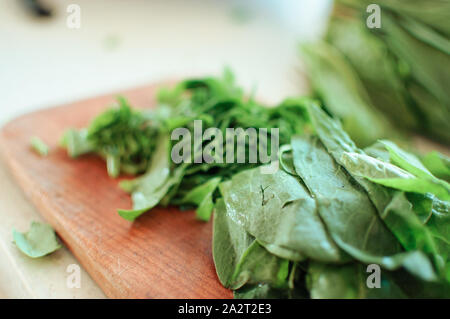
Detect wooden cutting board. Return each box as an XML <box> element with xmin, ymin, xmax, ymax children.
<box><xmin>0</xmin><ymin>83</ymin><xmax>233</xmax><ymax>299</ymax></box>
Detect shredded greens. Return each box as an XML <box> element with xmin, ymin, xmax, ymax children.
<box><xmin>62</xmin><ymin>72</ymin><xmax>449</xmax><ymax>298</ymax></box>
<box><xmin>62</xmin><ymin>71</ymin><xmax>309</xmax><ymax>221</ymax></box>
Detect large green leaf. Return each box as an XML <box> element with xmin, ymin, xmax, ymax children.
<box><xmin>379</xmin><ymin>140</ymin><xmax>432</xmax><ymax>178</ymax></box>
<box><xmin>291</xmin><ymin>135</ymin><xmax>402</xmax><ymax>259</ymax></box>
<box><xmin>342</xmin><ymin>151</ymin><xmax>450</xmax><ymax>201</ymax></box>
<box><xmin>212</xmin><ymin>198</ymin><xmax>254</xmax><ymax>288</ymax></box>
<box><xmin>219</xmin><ymin>166</ymin><xmax>345</xmax><ymax>263</ymax></box>
<box><xmin>212</xmin><ymin>199</ymin><xmax>290</xmax><ymax>290</ymax></box>
<box><xmin>305</xmin><ymin>104</ymin><xmax>445</xmax><ymax>281</ymax></box>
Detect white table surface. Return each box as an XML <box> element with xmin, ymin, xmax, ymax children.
<box><xmin>0</xmin><ymin>0</ymin><xmax>331</xmax><ymax>298</ymax></box>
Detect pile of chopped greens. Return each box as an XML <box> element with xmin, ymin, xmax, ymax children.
<box><xmin>61</xmin><ymin>72</ymin><xmax>450</xmax><ymax>298</ymax></box>
<box><xmin>301</xmin><ymin>0</ymin><xmax>450</xmax><ymax>146</ymax></box>
<box><xmin>214</xmin><ymin>103</ymin><xmax>450</xmax><ymax>298</ymax></box>
<box><xmin>62</xmin><ymin>70</ymin><xmax>309</xmax><ymax>221</ymax></box>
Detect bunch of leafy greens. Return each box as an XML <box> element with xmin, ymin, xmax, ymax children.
<box><xmin>62</xmin><ymin>72</ymin><xmax>449</xmax><ymax>298</ymax></box>
<box><xmin>213</xmin><ymin>102</ymin><xmax>450</xmax><ymax>298</ymax></box>
<box><xmin>300</xmin><ymin>0</ymin><xmax>450</xmax><ymax>146</ymax></box>
<box><xmin>62</xmin><ymin>71</ymin><xmax>310</xmax><ymax>221</ymax></box>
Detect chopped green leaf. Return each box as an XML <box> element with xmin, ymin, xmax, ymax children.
<box><xmin>13</xmin><ymin>222</ymin><xmax>61</xmax><ymax>258</ymax></box>
<box><xmin>30</xmin><ymin>136</ymin><xmax>49</xmax><ymax>156</ymax></box>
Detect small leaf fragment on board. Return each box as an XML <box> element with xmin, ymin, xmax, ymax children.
<box><xmin>30</xmin><ymin>136</ymin><xmax>49</xmax><ymax>156</ymax></box>
<box><xmin>13</xmin><ymin>222</ymin><xmax>61</xmax><ymax>258</ymax></box>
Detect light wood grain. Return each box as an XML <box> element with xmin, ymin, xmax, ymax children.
<box><xmin>0</xmin><ymin>84</ymin><xmax>233</xmax><ymax>299</ymax></box>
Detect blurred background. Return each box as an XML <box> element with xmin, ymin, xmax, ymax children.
<box><xmin>0</xmin><ymin>0</ymin><xmax>332</xmax><ymax>124</ymax></box>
